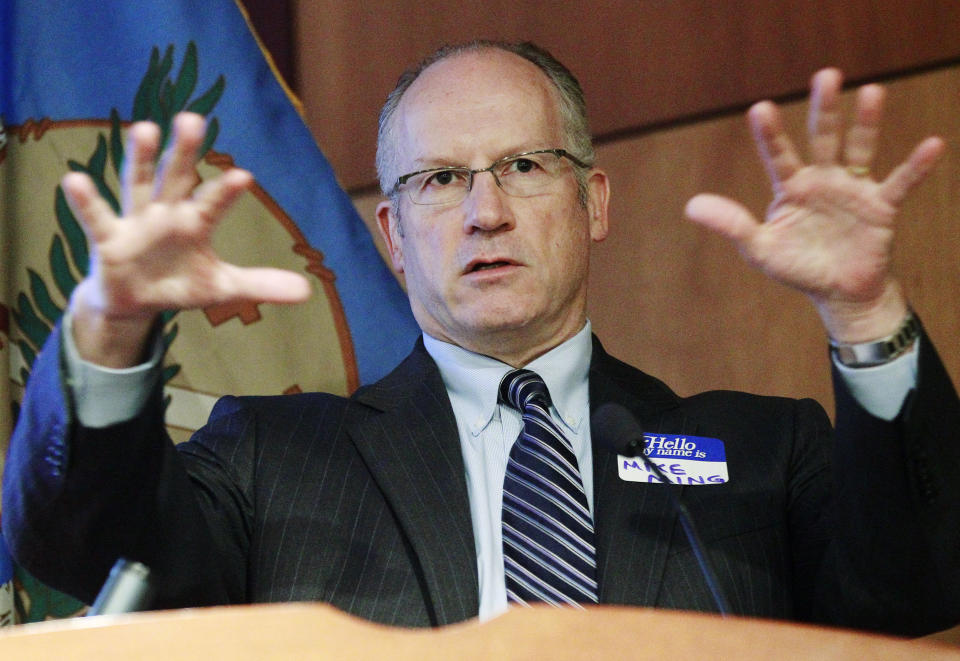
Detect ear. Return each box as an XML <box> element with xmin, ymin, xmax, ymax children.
<box><xmin>376</xmin><ymin>199</ymin><xmax>405</xmax><ymax>273</ymax></box>
<box><xmin>585</xmin><ymin>168</ymin><xmax>610</xmax><ymax>242</ymax></box>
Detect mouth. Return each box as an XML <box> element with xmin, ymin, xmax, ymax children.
<box><xmin>464</xmin><ymin>259</ymin><xmax>518</xmax><ymax>274</ymax></box>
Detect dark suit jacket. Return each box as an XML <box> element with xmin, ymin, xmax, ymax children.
<box><xmin>4</xmin><ymin>325</ymin><xmax>960</xmax><ymax>635</ymax></box>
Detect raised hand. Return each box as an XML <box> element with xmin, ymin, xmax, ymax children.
<box><xmin>63</xmin><ymin>112</ymin><xmax>311</xmax><ymax>366</ymax></box>
<box><xmin>685</xmin><ymin>68</ymin><xmax>944</xmax><ymax>342</ymax></box>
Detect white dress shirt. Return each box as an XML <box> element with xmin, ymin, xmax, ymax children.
<box><xmin>423</xmin><ymin>322</ymin><xmax>595</xmax><ymax>620</ymax></box>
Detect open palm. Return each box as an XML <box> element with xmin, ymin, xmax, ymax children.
<box><xmin>63</xmin><ymin>113</ymin><xmax>310</xmax><ymax>321</ymax></box>
<box><xmin>686</xmin><ymin>69</ymin><xmax>943</xmax><ymax>341</ymax></box>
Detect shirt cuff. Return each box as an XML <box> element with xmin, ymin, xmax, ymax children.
<box><xmin>832</xmin><ymin>339</ymin><xmax>919</xmax><ymax>421</ymax></box>
<box><xmin>62</xmin><ymin>312</ymin><xmax>163</xmax><ymax>428</ymax></box>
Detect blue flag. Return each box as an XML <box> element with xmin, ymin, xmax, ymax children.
<box><xmin>0</xmin><ymin>534</ymin><xmax>11</xmax><ymax>586</ymax></box>
<box><xmin>1</xmin><ymin>0</ymin><xmax>418</xmax><ymax>391</ymax></box>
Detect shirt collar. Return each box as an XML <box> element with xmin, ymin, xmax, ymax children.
<box><xmin>423</xmin><ymin>321</ymin><xmax>593</xmax><ymax>436</ymax></box>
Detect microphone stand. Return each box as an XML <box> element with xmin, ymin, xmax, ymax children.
<box><xmin>596</xmin><ymin>403</ymin><xmax>732</xmax><ymax>617</ymax></box>
<box><xmin>625</xmin><ymin>448</ymin><xmax>732</xmax><ymax>617</ymax></box>
<box><xmin>88</xmin><ymin>558</ymin><xmax>153</xmax><ymax>616</ymax></box>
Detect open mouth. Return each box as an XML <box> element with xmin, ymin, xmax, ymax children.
<box><xmin>469</xmin><ymin>260</ymin><xmax>513</xmax><ymax>273</ymax></box>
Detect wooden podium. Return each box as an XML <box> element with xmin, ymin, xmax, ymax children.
<box><xmin>1</xmin><ymin>603</ymin><xmax>958</xmax><ymax>659</ymax></box>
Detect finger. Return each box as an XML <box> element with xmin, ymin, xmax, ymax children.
<box><xmin>748</xmin><ymin>101</ymin><xmax>803</xmax><ymax>189</ymax></box>
<box><xmin>61</xmin><ymin>172</ymin><xmax>118</xmax><ymax>243</ymax></box>
<box><xmin>807</xmin><ymin>68</ymin><xmax>844</xmax><ymax>166</ymax></box>
<box><xmin>685</xmin><ymin>193</ymin><xmax>760</xmax><ymax>244</ymax></box>
<box><xmin>878</xmin><ymin>136</ymin><xmax>945</xmax><ymax>206</ymax></box>
<box><xmin>121</xmin><ymin>121</ymin><xmax>161</xmax><ymax>215</ymax></box>
<box><xmin>155</xmin><ymin>112</ymin><xmax>207</xmax><ymax>203</ymax></box>
<box><xmin>844</xmin><ymin>84</ymin><xmax>885</xmax><ymax>171</ymax></box>
<box><xmin>190</xmin><ymin>169</ymin><xmax>254</xmax><ymax>231</ymax></box>
<box><xmin>219</xmin><ymin>266</ymin><xmax>312</xmax><ymax>304</ymax></box>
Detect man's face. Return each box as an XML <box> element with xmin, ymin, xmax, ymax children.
<box><xmin>376</xmin><ymin>50</ymin><xmax>609</xmax><ymax>365</ymax></box>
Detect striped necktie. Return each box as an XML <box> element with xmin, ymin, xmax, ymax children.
<box><xmin>500</xmin><ymin>369</ymin><xmax>599</xmax><ymax>607</ymax></box>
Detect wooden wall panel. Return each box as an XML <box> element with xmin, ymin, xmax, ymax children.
<box><xmin>294</xmin><ymin>0</ymin><xmax>960</xmax><ymax>190</ymax></box>
<box><xmin>351</xmin><ymin>66</ymin><xmax>960</xmax><ymax>416</ymax></box>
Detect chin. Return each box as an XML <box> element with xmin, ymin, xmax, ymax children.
<box><xmin>463</xmin><ymin>316</ymin><xmax>533</xmax><ymax>338</ymax></box>
<box><xmin>465</xmin><ymin>300</ymin><xmax>541</xmax><ymax>329</ymax></box>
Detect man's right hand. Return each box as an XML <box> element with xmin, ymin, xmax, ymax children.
<box><xmin>63</xmin><ymin>112</ymin><xmax>311</xmax><ymax>368</ymax></box>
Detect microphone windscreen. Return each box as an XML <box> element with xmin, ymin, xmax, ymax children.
<box><xmin>592</xmin><ymin>402</ymin><xmax>644</xmax><ymax>456</ymax></box>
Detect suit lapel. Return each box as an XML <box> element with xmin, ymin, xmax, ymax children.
<box><xmin>589</xmin><ymin>338</ymin><xmax>697</xmax><ymax>606</ymax></box>
<box><xmin>349</xmin><ymin>342</ymin><xmax>479</xmax><ymax>625</ymax></box>
<box><xmin>343</xmin><ymin>335</ymin><xmax>699</xmax><ymax>616</ymax></box>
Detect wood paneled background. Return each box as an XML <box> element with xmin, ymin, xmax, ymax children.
<box><xmin>252</xmin><ymin>1</ymin><xmax>960</xmax><ymax>415</ymax></box>
<box><xmin>291</xmin><ymin>0</ymin><xmax>960</xmax><ymax>191</ymax></box>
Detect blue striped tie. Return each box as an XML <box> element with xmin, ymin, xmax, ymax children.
<box><xmin>500</xmin><ymin>369</ymin><xmax>599</xmax><ymax>607</ymax></box>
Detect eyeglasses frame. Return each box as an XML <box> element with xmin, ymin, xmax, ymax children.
<box><xmin>390</xmin><ymin>148</ymin><xmax>591</xmax><ymax>204</ymax></box>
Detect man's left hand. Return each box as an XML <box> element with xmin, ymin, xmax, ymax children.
<box><xmin>685</xmin><ymin>68</ymin><xmax>944</xmax><ymax>342</ymax></box>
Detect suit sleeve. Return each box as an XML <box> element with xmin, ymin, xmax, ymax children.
<box><xmin>1</xmin><ymin>323</ymin><xmax>247</xmax><ymax>609</ymax></box>
<box><xmin>814</xmin><ymin>325</ymin><xmax>960</xmax><ymax>634</ymax></box>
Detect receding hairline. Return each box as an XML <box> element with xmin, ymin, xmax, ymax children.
<box><xmin>391</xmin><ymin>48</ymin><xmax>566</xmax><ymax>146</ymax></box>
<box><xmin>403</xmin><ymin>44</ymin><xmax>562</xmax><ymax>95</ymax></box>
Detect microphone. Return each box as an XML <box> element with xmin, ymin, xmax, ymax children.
<box><xmin>592</xmin><ymin>403</ymin><xmax>731</xmax><ymax>616</ymax></box>
<box><xmin>88</xmin><ymin>558</ymin><xmax>153</xmax><ymax>616</ymax></box>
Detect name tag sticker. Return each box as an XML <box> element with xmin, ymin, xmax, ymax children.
<box><xmin>618</xmin><ymin>434</ymin><xmax>728</xmax><ymax>485</ymax></box>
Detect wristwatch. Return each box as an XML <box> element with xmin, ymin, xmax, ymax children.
<box><xmin>830</xmin><ymin>310</ymin><xmax>920</xmax><ymax>367</ymax></box>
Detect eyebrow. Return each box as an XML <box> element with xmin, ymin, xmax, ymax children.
<box><xmin>408</xmin><ymin>156</ymin><xmax>462</xmax><ymax>169</ymax></box>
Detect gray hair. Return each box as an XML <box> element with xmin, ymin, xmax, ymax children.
<box><xmin>376</xmin><ymin>40</ymin><xmax>595</xmax><ymax>204</ymax></box>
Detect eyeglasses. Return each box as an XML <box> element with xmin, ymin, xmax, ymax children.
<box><xmin>391</xmin><ymin>149</ymin><xmax>590</xmax><ymax>206</ymax></box>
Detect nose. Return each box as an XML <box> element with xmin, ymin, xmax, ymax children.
<box><xmin>461</xmin><ymin>169</ymin><xmax>515</xmax><ymax>234</ymax></box>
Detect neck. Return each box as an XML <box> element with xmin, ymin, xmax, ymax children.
<box><xmin>426</xmin><ymin>319</ymin><xmax>588</xmax><ymax>368</ymax></box>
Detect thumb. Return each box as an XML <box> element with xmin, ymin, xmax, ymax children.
<box><xmin>685</xmin><ymin>193</ymin><xmax>759</xmax><ymax>244</ymax></box>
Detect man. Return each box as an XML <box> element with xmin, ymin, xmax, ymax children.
<box><xmin>3</xmin><ymin>41</ymin><xmax>958</xmax><ymax>634</ymax></box>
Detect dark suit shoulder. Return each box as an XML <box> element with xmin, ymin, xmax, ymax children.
<box><xmin>207</xmin><ymin>390</ymin><xmax>372</xmax><ymax>422</ymax></box>
<box><xmin>591</xmin><ymin>334</ymin><xmax>827</xmax><ymax>428</ymax></box>
<box><xmin>682</xmin><ymin>389</ymin><xmax>829</xmax><ymax>427</ymax></box>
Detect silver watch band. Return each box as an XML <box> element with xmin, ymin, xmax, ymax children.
<box><xmin>830</xmin><ymin>310</ymin><xmax>920</xmax><ymax>367</ymax></box>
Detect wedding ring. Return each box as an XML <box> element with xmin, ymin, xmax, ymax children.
<box><xmin>846</xmin><ymin>165</ymin><xmax>871</xmax><ymax>177</ymax></box>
